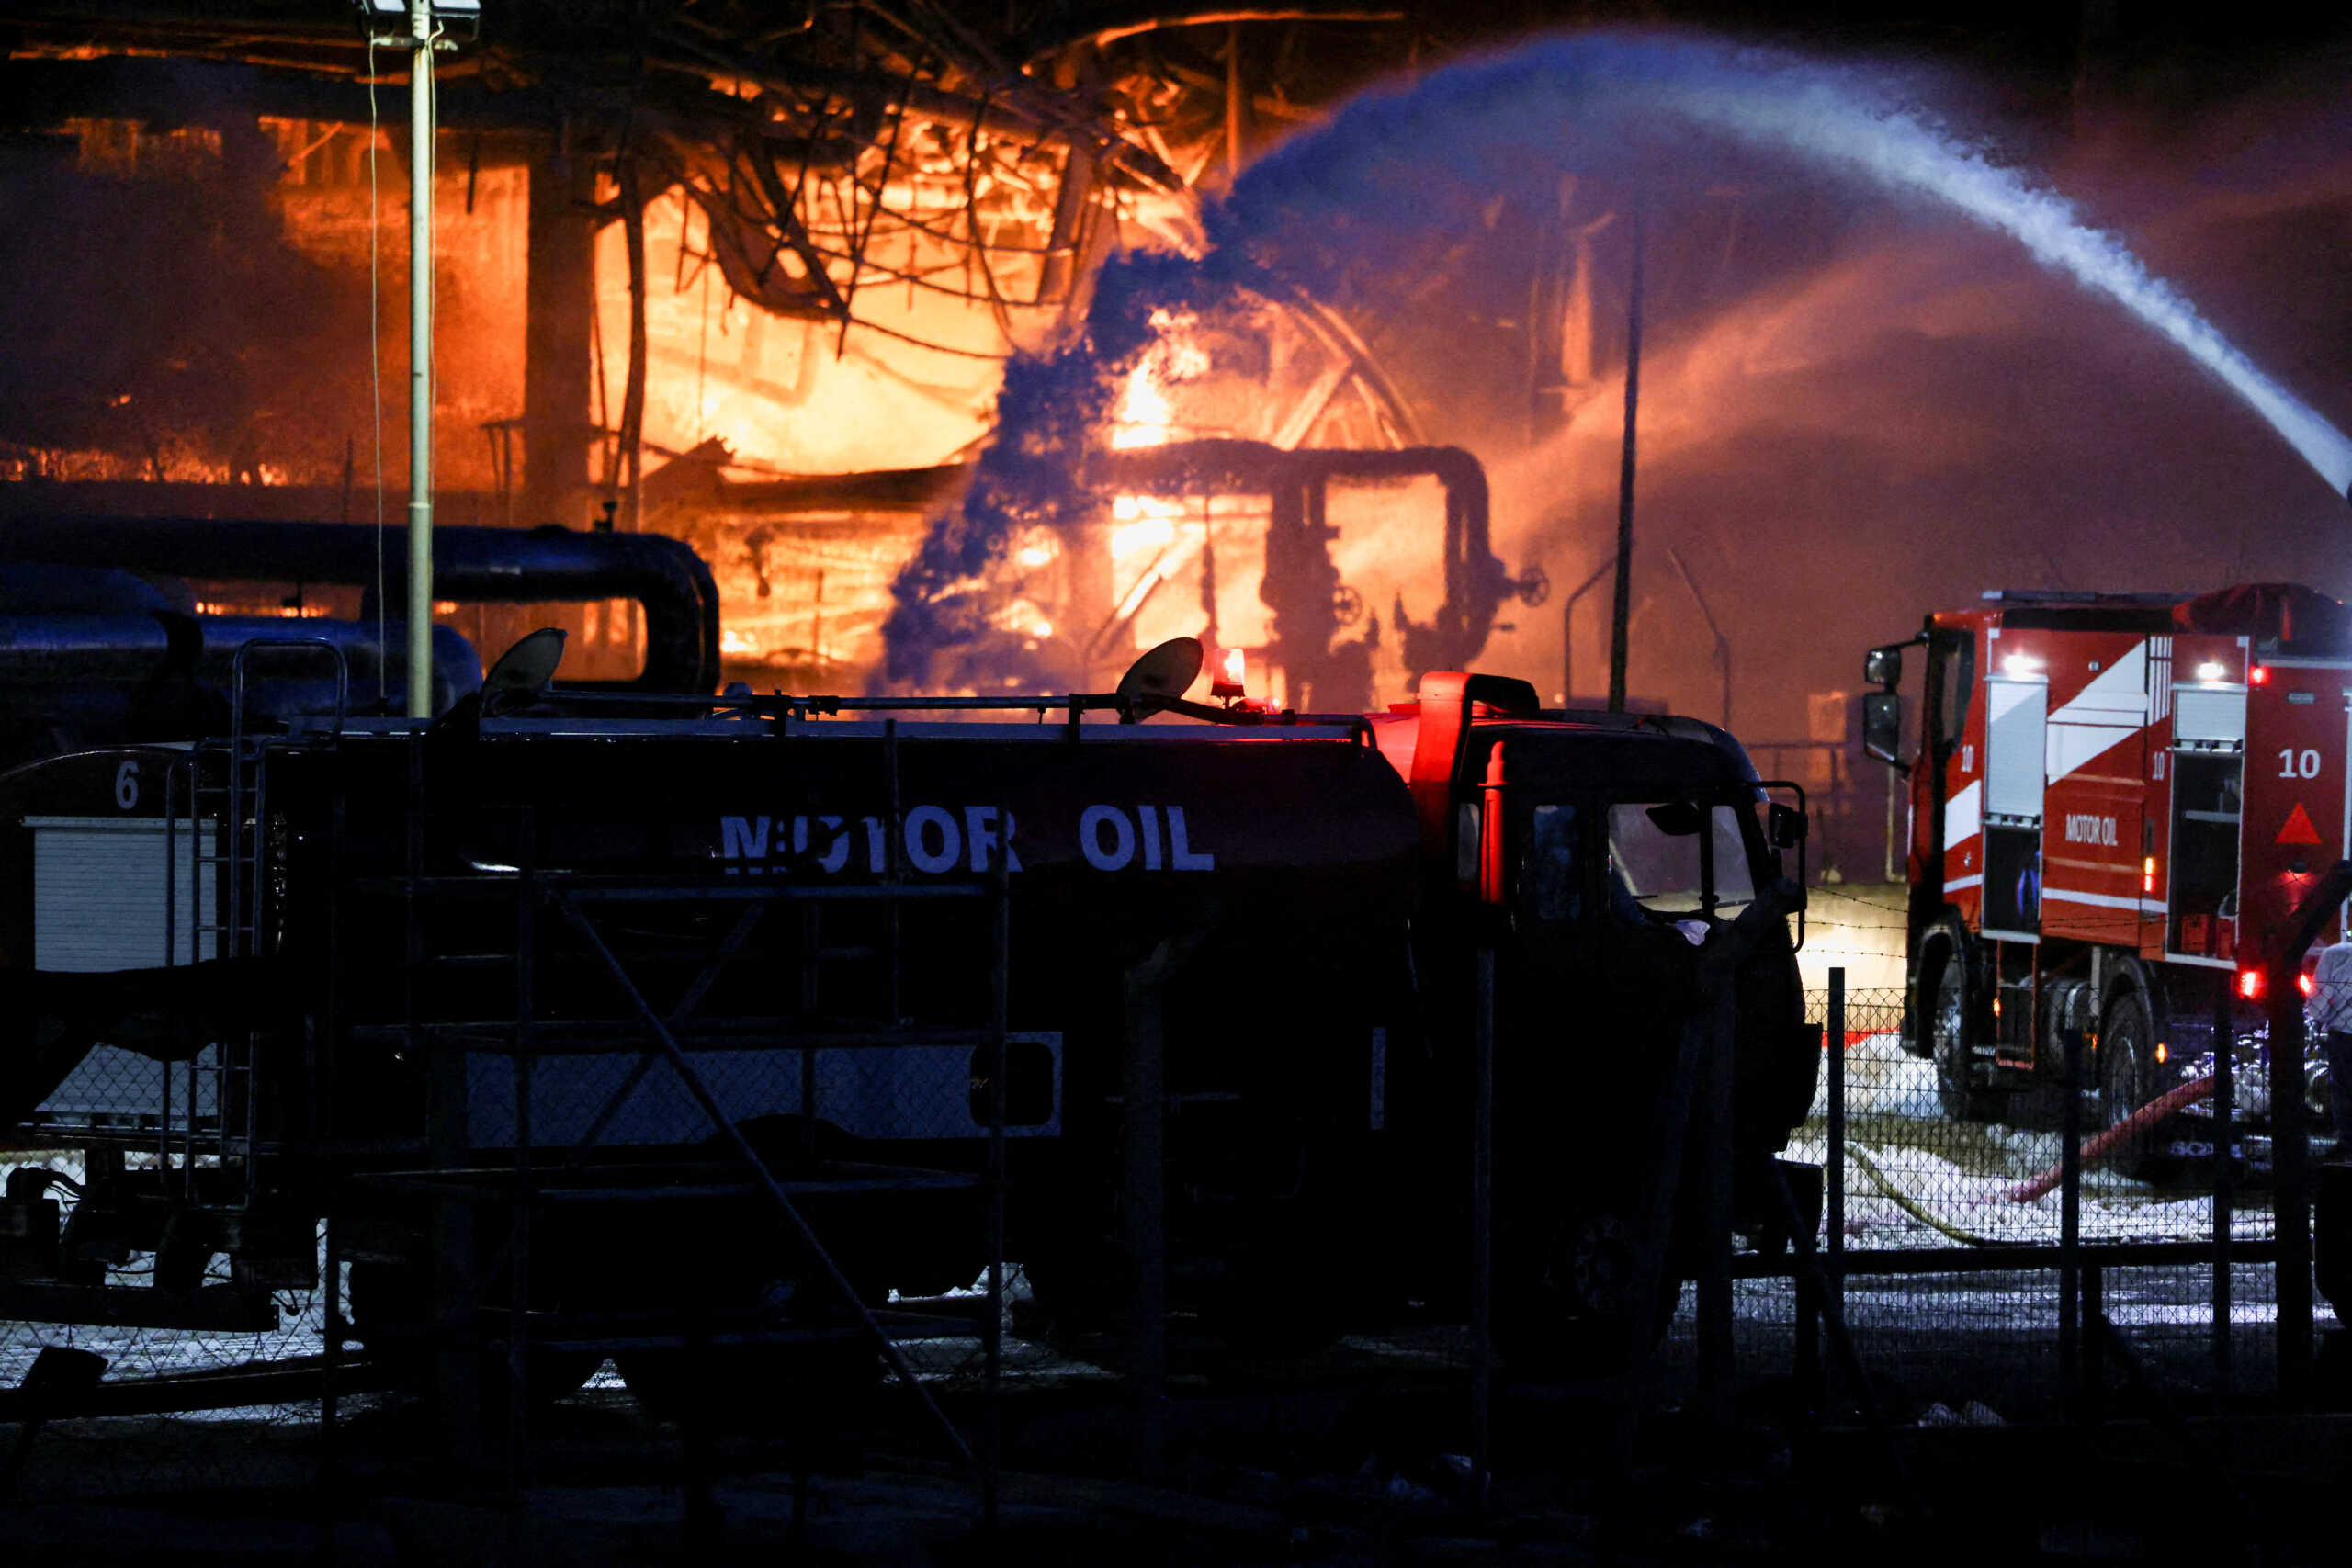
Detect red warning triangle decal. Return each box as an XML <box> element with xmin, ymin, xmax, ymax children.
<box><xmin>2278</xmin><ymin>802</ymin><xmax>2324</xmax><ymax>846</ymax></box>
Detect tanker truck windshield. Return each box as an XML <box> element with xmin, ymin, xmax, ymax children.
<box><xmin>1604</xmin><ymin>800</ymin><xmax>1758</xmax><ymax>919</ymax></box>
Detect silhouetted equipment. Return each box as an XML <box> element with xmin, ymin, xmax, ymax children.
<box><xmin>0</xmin><ymin>517</ymin><xmax>720</xmax><ymax>696</ymax></box>
<box><xmin>1089</xmin><ymin>442</ymin><xmax>1546</xmax><ymax>711</ymax></box>
<box><xmin>0</xmin><ymin>960</ymin><xmax>288</xmax><ymax>1129</ymax></box>
<box><xmin>479</xmin><ymin>626</ymin><xmax>570</xmax><ymax>716</ymax></box>
<box><xmin>1114</xmin><ymin>637</ymin><xmax>1204</xmax><ymax>717</ymax></box>
<box><xmin>0</xmin><ymin>635</ymin><xmax>1815</xmax><ymax>1416</ymax></box>
<box><xmin>0</xmin><ymin>520</ymin><xmax>721</xmax><ymax>766</ymax></box>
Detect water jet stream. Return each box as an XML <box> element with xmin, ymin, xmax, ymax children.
<box><xmin>1222</xmin><ymin>34</ymin><xmax>2352</xmax><ymax>502</ymax></box>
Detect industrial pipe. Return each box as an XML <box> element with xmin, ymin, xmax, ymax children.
<box><xmin>0</xmin><ymin>518</ymin><xmax>719</xmax><ymax>694</ymax></box>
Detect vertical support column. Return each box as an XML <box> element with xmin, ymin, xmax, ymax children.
<box><xmin>507</xmin><ymin>807</ymin><xmax>536</xmax><ymax>1547</ymax></box>
<box><xmin>1470</xmin><ymin>942</ymin><xmax>1493</xmax><ymax>1515</ymax></box>
<box><xmin>982</xmin><ymin>841</ymin><xmax>1010</xmax><ymax>1531</ymax></box>
<box><xmin>415</xmin><ymin>731</ymin><xmax>480</xmax><ymax>1453</ymax></box>
<box><xmin>523</xmin><ymin>137</ymin><xmax>597</xmax><ymax>520</ymax></box>
<box><xmin>1123</xmin><ymin>945</ymin><xmax>1172</xmax><ymax>1483</ymax></box>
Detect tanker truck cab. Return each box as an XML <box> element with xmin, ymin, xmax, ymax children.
<box><xmin>1369</xmin><ymin>673</ymin><xmax>1820</xmax><ymax>1364</ymax></box>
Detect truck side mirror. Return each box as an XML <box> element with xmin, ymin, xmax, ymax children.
<box><xmin>1766</xmin><ymin>802</ymin><xmax>1807</xmax><ymax>850</ymax></box>
<box><xmin>1862</xmin><ymin>691</ymin><xmax>1906</xmax><ymax>772</ymax></box>
<box><xmin>1864</xmin><ymin>644</ymin><xmax>1904</xmax><ymax>690</ymax></box>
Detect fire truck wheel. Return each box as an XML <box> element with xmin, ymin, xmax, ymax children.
<box><xmin>1929</xmin><ymin>944</ymin><xmax>2001</xmax><ymax>1123</ymax></box>
<box><xmin>2097</xmin><ymin>989</ymin><xmax>2159</xmax><ymax>1178</ymax></box>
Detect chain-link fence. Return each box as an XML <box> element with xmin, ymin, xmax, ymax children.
<box><xmin>0</xmin><ymin>1145</ymin><xmax>332</xmax><ymax>1500</ymax></box>
<box><xmin>1657</xmin><ymin>978</ymin><xmax>2329</xmax><ymax>1422</ymax></box>
<box><xmin>8</xmin><ymin>962</ymin><xmax>2345</xmax><ymax>1509</ymax></box>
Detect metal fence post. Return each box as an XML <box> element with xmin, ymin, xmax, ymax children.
<box><xmin>2271</xmin><ymin>976</ymin><xmax>2313</xmax><ymax>1410</ymax></box>
<box><xmin>2212</xmin><ymin>979</ymin><xmax>2233</xmax><ymax>1409</ymax></box>
<box><xmin>2256</xmin><ymin>859</ymin><xmax>2352</xmax><ymax>1410</ymax></box>
<box><xmin>2059</xmin><ymin>1020</ymin><xmax>2083</xmax><ymax>1408</ymax></box>
<box><xmin>1826</xmin><ymin>969</ymin><xmax>1846</xmax><ymax>1341</ymax></box>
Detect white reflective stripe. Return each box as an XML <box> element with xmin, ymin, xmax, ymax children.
<box><xmin>2046</xmin><ymin>723</ymin><xmax>2140</xmax><ymax>783</ymax></box>
<box><xmin>2050</xmin><ymin>641</ymin><xmax>2148</xmax><ymax>721</ymax></box>
<box><xmin>2165</xmin><ymin>953</ymin><xmax>2237</xmax><ymax>971</ymax></box>
<box><xmin>2042</xmin><ymin>886</ymin><xmax>2164</xmax><ymax>914</ymax></box>
<box><xmin>1942</xmin><ymin>873</ymin><xmax>1983</xmax><ymax>894</ymax></box>
<box><xmin>1943</xmin><ymin>780</ymin><xmax>1982</xmax><ymax>850</ymax></box>
<box><xmin>2043</xmin><ymin>637</ymin><xmax>2150</xmax><ymax>784</ymax></box>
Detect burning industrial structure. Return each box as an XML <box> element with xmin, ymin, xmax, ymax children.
<box><xmin>7</xmin><ymin>6</ymin><xmax>2352</xmax><ymax>779</ymax></box>
<box><xmin>11</xmin><ymin>6</ymin><xmax>2352</xmax><ymax>1556</ymax></box>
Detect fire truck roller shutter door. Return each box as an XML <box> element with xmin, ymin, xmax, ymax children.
<box><xmin>1983</xmin><ymin>677</ymin><xmax>2047</xmax><ymax>938</ymax></box>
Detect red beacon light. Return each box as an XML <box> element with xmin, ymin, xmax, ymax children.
<box><xmin>2236</xmin><ymin>968</ymin><xmax>2265</xmax><ymax>1001</ymax></box>
<box><xmin>1211</xmin><ymin>647</ymin><xmax>1246</xmax><ymax>702</ymax></box>
<box><xmin>2250</xmin><ymin>665</ymin><xmax>2271</xmax><ymax>686</ymax></box>
<box><xmin>2300</xmin><ymin>971</ymin><xmax>2316</xmax><ymax>998</ymax></box>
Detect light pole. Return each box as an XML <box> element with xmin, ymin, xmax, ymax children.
<box><xmin>405</xmin><ymin>0</ymin><xmax>435</xmax><ymax>718</ymax></box>
<box><xmin>1606</xmin><ymin>199</ymin><xmax>1645</xmax><ymax>715</ymax></box>
<box><xmin>369</xmin><ymin>0</ymin><xmax>478</xmax><ymax>712</ymax></box>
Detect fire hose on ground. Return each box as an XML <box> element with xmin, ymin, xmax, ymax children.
<box><xmin>1836</xmin><ymin>1077</ymin><xmax>2221</xmax><ymax>1245</ymax></box>
<box><xmin>2001</xmin><ymin>1076</ymin><xmax>2218</xmax><ymax>1203</ymax></box>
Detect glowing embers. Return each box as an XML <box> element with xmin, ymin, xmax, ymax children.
<box><xmin>1110</xmin><ymin>495</ymin><xmax>1184</xmax><ymax>559</ymax></box>
<box><xmin>193</xmin><ymin>600</ymin><xmax>332</xmax><ymax>619</ymax></box>
<box><xmin>993</xmin><ymin>599</ymin><xmax>1056</xmax><ymax>645</ymax></box>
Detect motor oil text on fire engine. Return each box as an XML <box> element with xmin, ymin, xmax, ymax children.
<box><xmin>718</xmin><ymin>805</ymin><xmax>1216</xmax><ymax>874</ymax></box>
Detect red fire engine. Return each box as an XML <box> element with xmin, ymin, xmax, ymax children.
<box><xmin>1863</xmin><ymin>583</ymin><xmax>2347</xmax><ymax>1139</ymax></box>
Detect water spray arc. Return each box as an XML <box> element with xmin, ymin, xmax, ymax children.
<box><xmin>1225</xmin><ymin>33</ymin><xmax>2352</xmax><ymax>505</ymax></box>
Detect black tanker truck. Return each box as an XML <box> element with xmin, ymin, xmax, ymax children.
<box><xmin>0</xmin><ymin>642</ymin><xmax>1819</xmax><ymax>1394</ymax></box>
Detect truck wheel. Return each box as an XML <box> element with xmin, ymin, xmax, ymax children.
<box><xmin>1928</xmin><ymin>944</ymin><xmax>2000</xmax><ymax>1123</ymax></box>
<box><xmin>2095</xmin><ymin>989</ymin><xmax>2159</xmax><ymax>1179</ymax></box>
